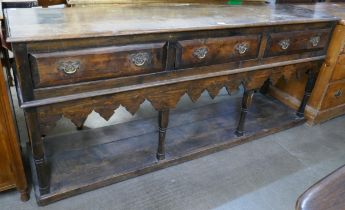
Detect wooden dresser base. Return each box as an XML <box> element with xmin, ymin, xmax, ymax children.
<box><xmin>31</xmin><ymin>93</ymin><xmax>305</xmax><ymax>206</ymax></box>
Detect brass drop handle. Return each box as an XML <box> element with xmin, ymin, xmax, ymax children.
<box><xmin>334</xmin><ymin>90</ymin><xmax>343</xmax><ymax>98</ymax></box>
<box><xmin>130</xmin><ymin>52</ymin><xmax>151</xmax><ymax>67</ymax></box>
<box><xmin>235</xmin><ymin>42</ymin><xmax>249</xmax><ymax>55</ymax></box>
<box><xmin>279</xmin><ymin>39</ymin><xmax>290</xmax><ymax>50</ymax></box>
<box><xmin>193</xmin><ymin>47</ymin><xmax>208</xmax><ymax>60</ymax></box>
<box><xmin>58</xmin><ymin>61</ymin><xmax>80</xmax><ymax>75</ymax></box>
<box><xmin>310</xmin><ymin>36</ymin><xmax>321</xmax><ymax>47</ymax></box>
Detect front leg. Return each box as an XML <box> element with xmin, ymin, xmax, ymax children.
<box><xmin>25</xmin><ymin>109</ymin><xmax>50</xmax><ymax>195</ymax></box>
<box><xmin>235</xmin><ymin>90</ymin><xmax>255</xmax><ymax>137</ymax></box>
<box><xmin>296</xmin><ymin>70</ymin><xmax>316</xmax><ymax>118</ymax></box>
<box><xmin>157</xmin><ymin>109</ymin><xmax>169</xmax><ymax>160</ymax></box>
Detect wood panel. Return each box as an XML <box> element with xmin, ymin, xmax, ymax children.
<box><xmin>264</xmin><ymin>29</ymin><xmax>330</xmax><ymax>58</ymax></box>
<box><xmin>30</xmin><ymin>42</ymin><xmax>167</xmax><ymax>87</ymax></box>
<box><xmin>36</xmin><ymin>66</ymin><xmax>304</xmax><ymax>133</ymax></box>
<box><xmin>321</xmin><ymin>80</ymin><xmax>345</xmax><ymax>110</ymax></box>
<box><xmin>175</xmin><ymin>35</ymin><xmax>260</xmax><ymax>69</ymax></box>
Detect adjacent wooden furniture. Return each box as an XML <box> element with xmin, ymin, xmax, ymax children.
<box><xmin>4</xmin><ymin>4</ymin><xmax>337</xmax><ymax>205</ymax></box>
<box><xmin>0</xmin><ymin>3</ymin><xmax>29</xmax><ymax>202</ymax></box>
<box><xmin>270</xmin><ymin>3</ymin><xmax>345</xmax><ymax>125</ymax></box>
<box><xmin>0</xmin><ymin>24</ymin><xmax>29</xmax><ymax>200</ymax></box>
<box><xmin>296</xmin><ymin>164</ymin><xmax>345</xmax><ymax>210</ymax></box>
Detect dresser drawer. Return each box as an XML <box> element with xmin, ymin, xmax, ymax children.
<box><xmin>175</xmin><ymin>35</ymin><xmax>261</xmax><ymax>69</ymax></box>
<box><xmin>265</xmin><ymin>29</ymin><xmax>331</xmax><ymax>57</ymax></box>
<box><xmin>331</xmin><ymin>54</ymin><xmax>345</xmax><ymax>81</ymax></box>
<box><xmin>321</xmin><ymin>81</ymin><xmax>345</xmax><ymax>110</ymax></box>
<box><xmin>30</xmin><ymin>42</ymin><xmax>167</xmax><ymax>88</ymax></box>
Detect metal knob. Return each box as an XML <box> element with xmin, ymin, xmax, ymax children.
<box><xmin>58</xmin><ymin>61</ymin><xmax>80</xmax><ymax>75</ymax></box>
<box><xmin>310</xmin><ymin>36</ymin><xmax>321</xmax><ymax>47</ymax></box>
<box><xmin>130</xmin><ymin>52</ymin><xmax>151</xmax><ymax>67</ymax></box>
<box><xmin>235</xmin><ymin>42</ymin><xmax>249</xmax><ymax>55</ymax></box>
<box><xmin>335</xmin><ymin>90</ymin><xmax>343</xmax><ymax>98</ymax></box>
<box><xmin>193</xmin><ymin>47</ymin><xmax>208</xmax><ymax>60</ymax></box>
<box><xmin>279</xmin><ymin>39</ymin><xmax>290</xmax><ymax>50</ymax></box>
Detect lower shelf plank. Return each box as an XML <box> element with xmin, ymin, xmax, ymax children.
<box><xmin>32</xmin><ymin>93</ymin><xmax>305</xmax><ymax>205</ymax></box>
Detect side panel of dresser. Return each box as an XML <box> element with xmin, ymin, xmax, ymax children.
<box><xmin>269</xmin><ymin>23</ymin><xmax>345</xmax><ymax>125</ymax></box>
<box><xmin>0</xmin><ymin>61</ymin><xmax>28</xmax><ymax>201</ymax></box>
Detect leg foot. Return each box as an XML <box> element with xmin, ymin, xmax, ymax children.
<box><xmin>235</xmin><ymin>90</ymin><xmax>255</xmax><ymax>137</ymax></box>
<box><xmin>19</xmin><ymin>189</ymin><xmax>30</xmax><ymax>202</ymax></box>
<box><xmin>157</xmin><ymin>110</ymin><xmax>169</xmax><ymax>160</ymax></box>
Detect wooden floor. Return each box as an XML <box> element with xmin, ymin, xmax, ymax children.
<box><xmin>33</xmin><ymin>93</ymin><xmax>305</xmax><ymax>205</ymax></box>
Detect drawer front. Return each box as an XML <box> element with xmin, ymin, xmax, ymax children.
<box><xmin>264</xmin><ymin>29</ymin><xmax>331</xmax><ymax>57</ymax></box>
<box><xmin>30</xmin><ymin>42</ymin><xmax>167</xmax><ymax>88</ymax></box>
<box><xmin>331</xmin><ymin>54</ymin><xmax>345</xmax><ymax>81</ymax></box>
<box><xmin>321</xmin><ymin>81</ymin><xmax>345</xmax><ymax>110</ymax></box>
<box><xmin>175</xmin><ymin>35</ymin><xmax>261</xmax><ymax>69</ymax></box>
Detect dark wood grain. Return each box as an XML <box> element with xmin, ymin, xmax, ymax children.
<box><xmin>265</xmin><ymin>29</ymin><xmax>331</xmax><ymax>58</ymax></box>
<box><xmin>30</xmin><ymin>42</ymin><xmax>167</xmax><ymax>87</ymax></box>
<box><xmin>25</xmin><ymin>109</ymin><xmax>50</xmax><ymax>194</ymax></box>
<box><xmin>36</xmin><ymin>67</ymin><xmax>302</xmax><ymax>133</ymax></box>
<box><xmin>175</xmin><ymin>35</ymin><xmax>260</xmax><ymax>69</ymax></box>
<box><xmin>296</xmin><ymin>164</ymin><xmax>345</xmax><ymax>210</ymax></box>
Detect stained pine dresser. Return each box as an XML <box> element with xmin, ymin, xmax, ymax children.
<box><xmin>270</xmin><ymin>3</ymin><xmax>345</xmax><ymax>125</ymax></box>
<box><xmin>4</xmin><ymin>4</ymin><xmax>338</xmax><ymax>205</ymax></box>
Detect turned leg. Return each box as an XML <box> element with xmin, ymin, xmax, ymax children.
<box><xmin>157</xmin><ymin>110</ymin><xmax>169</xmax><ymax>160</ymax></box>
<box><xmin>296</xmin><ymin>70</ymin><xmax>316</xmax><ymax>118</ymax></box>
<box><xmin>235</xmin><ymin>90</ymin><xmax>255</xmax><ymax>137</ymax></box>
<box><xmin>25</xmin><ymin>109</ymin><xmax>50</xmax><ymax>195</ymax></box>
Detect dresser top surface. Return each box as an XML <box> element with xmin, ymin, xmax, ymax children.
<box><xmin>298</xmin><ymin>3</ymin><xmax>345</xmax><ymax>21</ymax></box>
<box><xmin>4</xmin><ymin>4</ymin><xmax>338</xmax><ymax>43</ymax></box>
